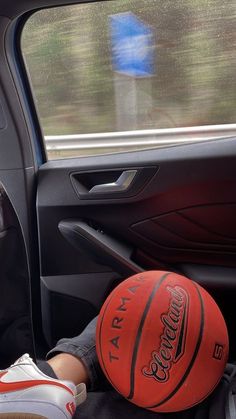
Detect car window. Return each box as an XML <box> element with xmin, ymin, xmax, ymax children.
<box><xmin>21</xmin><ymin>0</ymin><xmax>236</xmax><ymax>160</ymax></box>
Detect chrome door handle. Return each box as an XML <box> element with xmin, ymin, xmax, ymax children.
<box><xmin>89</xmin><ymin>170</ymin><xmax>137</xmax><ymax>194</ymax></box>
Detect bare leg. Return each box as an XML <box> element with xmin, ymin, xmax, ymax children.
<box><xmin>45</xmin><ymin>317</ymin><xmax>106</xmax><ymax>390</ymax></box>
<box><xmin>48</xmin><ymin>353</ymin><xmax>90</xmax><ymax>386</ymax></box>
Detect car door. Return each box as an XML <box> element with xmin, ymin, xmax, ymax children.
<box><xmin>36</xmin><ymin>134</ymin><xmax>236</xmax><ymax>357</ymax></box>
<box><xmin>6</xmin><ymin>0</ymin><xmax>236</xmax><ymax>364</ymax></box>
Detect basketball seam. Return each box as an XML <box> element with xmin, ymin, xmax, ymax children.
<box><xmin>127</xmin><ymin>272</ymin><xmax>171</xmax><ymax>400</ymax></box>
<box><xmin>97</xmin><ymin>272</ymin><xmax>170</xmax><ymax>397</ymax></box>
<box><xmin>146</xmin><ymin>281</ymin><xmax>205</xmax><ymax>409</ymax></box>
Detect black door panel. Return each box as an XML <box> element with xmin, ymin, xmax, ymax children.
<box><xmin>58</xmin><ymin>219</ymin><xmax>142</xmax><ymax>276</ymax></box>
<box><xmin>37</xmin><ymin>137</ymin><xmax>236</xmax><ymax>352</ymax></box>
<box><xmin>131</xmin><ymin>203</ymin><xmax>236</xmax><ymax>266</ymax></box>
<box><xmin>41</xmin><ymin>272</ymin><xmax>120</xmax><ymax>346</ymax></box>
<box><xmin>38</xmin><ymin>136</ymin><xmax>236</xmax><ymax>273</ymax></box>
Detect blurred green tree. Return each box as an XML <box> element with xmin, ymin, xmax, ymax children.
<box><xmin>21</xmin><ymin>0</ymin><xmax>236</xmax><ymax>135</ymax></box>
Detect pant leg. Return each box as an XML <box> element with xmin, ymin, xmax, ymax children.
<box><xmin>46</xmin><ymin>316</ymin><xmax>109</xmax><ymax>390</ymax></box>
<box><xmin>46</xmin><ymin>315</ymin><xmax>235</xmax><ymax>419</ymax></box>
<box><xmin>46</xmin><ymin>315</ymin><xmax>209</xmax><ymax>418</ymax></box>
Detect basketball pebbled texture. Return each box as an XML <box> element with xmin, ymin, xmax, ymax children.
<box><xmin>96</xmin><ymin>271</ymin><xmax>229</xmax><ymax>412</ymax></box>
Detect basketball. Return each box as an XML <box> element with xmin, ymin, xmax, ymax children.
<box><xmin>96</xmin><ymin>271</ymin><xmax>229</xmax><ymax>412</ymax></box>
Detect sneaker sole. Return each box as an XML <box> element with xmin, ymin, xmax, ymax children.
<box><xmin>0</xmin><ymin>415</ymin><xmax>46</xmax><ymax>418</ymax></box>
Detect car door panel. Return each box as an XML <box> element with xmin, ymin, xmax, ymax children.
<box><xmin>37</xmin><ymin>136</ymin><xmax>236</xmax><ymax>355</ymax></box>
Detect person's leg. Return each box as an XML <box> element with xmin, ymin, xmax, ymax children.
<box><xmin>0</xmin><ymin>313</ymin><xmax>235</xmax><ymax>419</ymax></box>
<box><xmin>0</xmin><ymin>316</ymin><xmax>99</xmax><ymax>418</ymax></box>
<box><xmin>41</xmin><ymin>316</ymin><xmax>236</xmax><ymax>419</ymax></box>
<box><xmin>47</xmin><ymin>353</ymin><xmax>89</xmax><ymax>386</ymax></box>
<box><xmin>43</xmin><ymin>316</ymin><xmax>109</xmax><ymax>390</ymax></box>
<box><xmin>0</xmin><ymin>353</ymin><xmax>86</xmax><ymax>418</ymax></box>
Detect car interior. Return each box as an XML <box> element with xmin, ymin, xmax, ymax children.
<box><xmin>0</xmin><ymin>0</ymin><xmax>236</xmax><ymax>416</ymax></box>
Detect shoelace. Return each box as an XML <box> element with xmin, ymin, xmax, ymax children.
<box><xmin>75</xmin><ymin>383</ymin><xmax>87</xmax><ymax>406</ymax></box>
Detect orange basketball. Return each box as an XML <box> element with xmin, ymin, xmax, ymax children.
<box><xmin>96</xmin><ymin>271</ymin><xmax>229</xmax><ymax>412</ymax></box>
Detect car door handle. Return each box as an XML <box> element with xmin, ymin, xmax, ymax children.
<box><xmin>89</xmin><ymin>169</ymin><xmax>137</xmax><ymax>194</ymax></box>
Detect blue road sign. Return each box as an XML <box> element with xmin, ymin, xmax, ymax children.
<box><xmin>110</xmin><ymin>12</ymin><xmax>154</xmax><ymax>78</ymax></box>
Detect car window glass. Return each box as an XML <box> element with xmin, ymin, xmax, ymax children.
<box><xmin>21</xmin><ymin>0</ymin><xmax>236</xmax><ymax>159</ymax></box>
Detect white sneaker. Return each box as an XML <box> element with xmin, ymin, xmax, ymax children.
<box><xmin>0</xmin><ymin>354</ymin><xmax>87</xmax><ymax>418</ymax></box>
